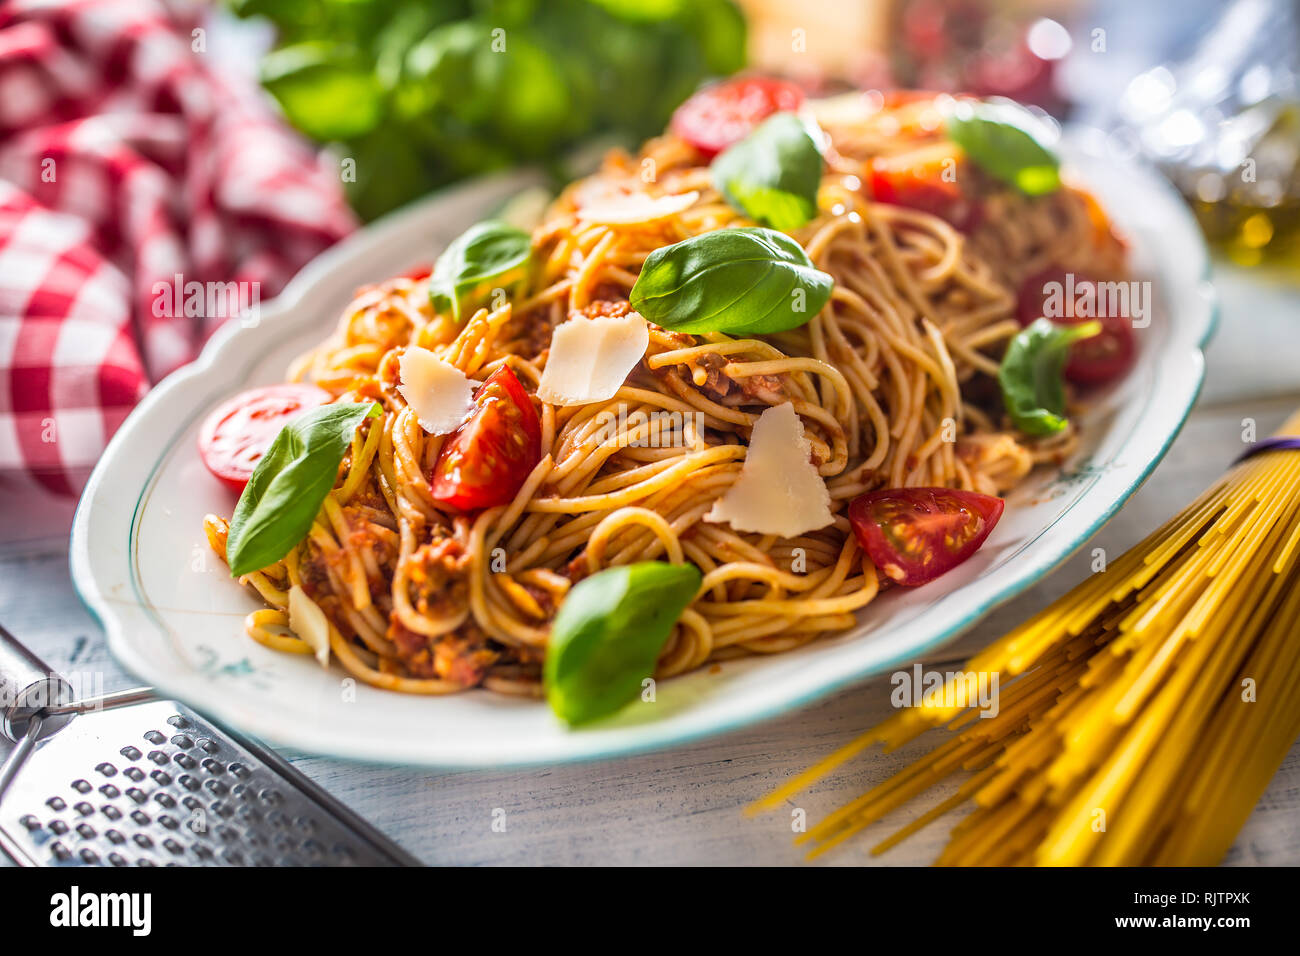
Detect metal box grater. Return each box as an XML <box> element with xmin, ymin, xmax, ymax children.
<box><xmin>0</xmin><ymin>627</ymin><xmax>419</xmax><ymax>867</ymax></box>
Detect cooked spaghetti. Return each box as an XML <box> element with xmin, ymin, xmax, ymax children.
<box><xmin>202</xmin><ymin>89</ymin><xmax>1131</xmax><ymax>699</ymax></box>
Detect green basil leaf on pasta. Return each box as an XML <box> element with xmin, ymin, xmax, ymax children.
<box><xmin>226</xmin><ymin>402</ymin><xmax>381</xmax><ymax>577</ymax></box>
<box><xmin>629</xmin><ymin>226</ymin><xmax>833</xmax><ymax>335</ymax></box>
<box><xmin>998</xmin><ymin>319</ymin><xmax>1100</xmax><ymax>436</ymax></box>
<box><xmin>711</xmin><ymin>112</ymin><xmax>824</xmax><ymax>230</ymax></box>
<box><xmin>428</xmin><ymin>220</ymin><xmax>532</xmax><ymax>321</ymax></box>
<box><xmin>945</xmin><ymin>102</ymin><xmax>1060</xmax><ymax>196</ymax></box>
<box><xmin>544</xmin><ymin>561</ymin><xmax>701</xmax><ymax>725</ymax></box>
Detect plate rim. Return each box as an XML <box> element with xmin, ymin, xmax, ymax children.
<box><xmin>70</xmin><ymin>157</ymin><xmax>1219</xmax><ymax>768</ymax></box>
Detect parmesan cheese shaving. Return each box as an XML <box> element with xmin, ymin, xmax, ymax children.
<box><xmin>397</xmin><ymin>346</ymin><xmax>474</xmax><ymax>435</ymax></box>
<box><xmin>288</xmin><ymin>585</ymin><xmax>331</xmax><ymax>669</ymax></box>
<box><xmin>577</xmin><ymin>190</ymin><xmax>700</xmax><ymax>225</ymax></box>
<box><xmin>537</xmin><ymin>311</ymin><xmax>649</xmax><ymax>406</ymax></box>
<box><xmin>705</xmin><ymin>403</ymin><xmax>834</xmax><ymax>538</ymax></box>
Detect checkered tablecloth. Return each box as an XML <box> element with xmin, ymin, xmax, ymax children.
<box><xmin>0</xmin><ymin>0</ymin><xmax>355</xmax><ymax>495</ymax></box>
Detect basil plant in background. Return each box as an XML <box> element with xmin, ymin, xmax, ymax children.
<box><xmin>228</xmin><ymin>0</ymin><xmax>747</xmax><ymax>220</ymax></box>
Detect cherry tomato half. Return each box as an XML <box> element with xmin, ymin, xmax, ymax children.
<box><xmin>1016</xmin><ymin>267</ymin><xmax>1137</xmax><ymax>386</ymax></box>
<box><xmin>867</xmin><ymin>142</ymin><xmax>981</xmax><ymax>231</ymax></box>
<box><xmin>670</xmin><ymin>76</ymin><xmax>805</xmax><ymax>159</ymax></box>
<box><xmin>430</xmin><ymin>365</ymin><xmax>542</xmax><ymax>512</ymax></box>
<box><xmin>848</xmin><ymin>487</ymin><xmax>1005</xmax><ymax>586</ymax></box>
<box><xmin>198</xmin><ymin>383</ymin><xmax>332</xmax><ymax>493</ymax></box>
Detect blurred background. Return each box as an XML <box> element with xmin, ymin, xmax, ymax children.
<box><xmin>221</xmin><ymin>0</ymin><xmax>1299</xmax><ymax>265</ymax></box>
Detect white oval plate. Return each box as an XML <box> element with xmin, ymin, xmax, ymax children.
<box><xmin>71</xmin><ymin>148</ymin><xmax>1216</xmax><ymax>768</ymax></box>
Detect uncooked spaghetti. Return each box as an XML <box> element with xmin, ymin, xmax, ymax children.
<box><xmin>751</xmin><ymin>411</ymin><xmax>1300</xmax><ymax>865</ymax></box>
<box><xmin>201</xmin><ymin>88</ymin><xmax>1131</xmax><ymax>699</ymax></box>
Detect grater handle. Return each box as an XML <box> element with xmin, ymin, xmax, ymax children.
<box><xmin>0</xmin><ymin>623</ymin><xmax>75</xmax><ymax>743</ymax></box>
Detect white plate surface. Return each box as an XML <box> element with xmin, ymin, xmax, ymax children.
<box><xmin>71</xmin><ymin>150</ymin><xmax>1217</xmax><ymax>767</ymax></box>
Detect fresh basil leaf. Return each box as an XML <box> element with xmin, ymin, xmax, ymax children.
<box><xmin>260</xmin><ymin>43</ymin><xmax>384</xmax><ymax>142</ymax></box>
<box><xmin>630</xmin><ymin>226</ymin><xmax>833</xmax><ymax>335</ymax></box>
<box><xmin>998</xmin><ymin>319</ymin><xmax>1101</xmax><ymax>436</ymax></box>
<box><xmin>428</xmin><ymin>220</ymin><xmax>532</xmax><ymax>321</ymax></box>
<box><xmin>945</xmin><ymin>102</ymin><xmax>1060</xmax><ymax>196</ymax></box>
<box><xmin>544</xmin><ymin>561</ymin><xmax>701</xmax><ymax>725</ymax></box>
<box><xmin>712</xmin><ymin>112</ymin><xmax>824</xmax><ymax>231</ymax></box>
<box><xmin>226</xmin><ymin>402</ymin><xmax>381</xmax><ymax>577</ymax></box>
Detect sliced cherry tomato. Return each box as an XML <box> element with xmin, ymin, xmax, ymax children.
<box><xmin>400</xmin><ymin>263</ymin><xmax>433</xmax><ymax>281</ymax></box>
<box><xmin>431</xmin><ymin>365</ymin><xmax>541</xmax><ymax>512</ymax></box>
<box><xmin>848</xmin><ymin>487</ymin><xmax>1004</xmax><ymax>586</ymax></box>
<box><xmin>670</xmin><ymin>76</ymin><xmax>805</xmax><ymax>159</ymax></box>
<box><xmin>198</xmin><ymin>383</ymin><xmax>332</xmax><ymax>493</ymax></box>
<box><xmin>867</xmin><ymin>142</ymin><xmax>981</xmax><ymax>231</ymax></box>
<box><xmin>1016</xmin><ymin>267</ymin><xmax>1137</xmax><ymax>386</ymax></box>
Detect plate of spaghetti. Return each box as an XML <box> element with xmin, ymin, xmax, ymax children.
<box><xmin>72</xmin><ymin>86</ymin><xmax>1216</xmax><ymax>766</ymax></box>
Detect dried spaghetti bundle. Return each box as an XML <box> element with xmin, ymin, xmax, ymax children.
<box><xmin>753</xmin><ymin>409</ymin><xmax>1300</xmax><ymax>865</ymax></box>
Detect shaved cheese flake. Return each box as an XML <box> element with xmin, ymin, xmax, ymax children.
<box><xmin>577</xmin><ymin>190</ymin><xmax>700</xmax><ymax>225</ymax></box>
<box><xmin>537</xmin><ymin>311</ymin><xmax>649</xmax><ymax>406</ymax></box>
<box><xmin>288</xmin><ymin>585</ymin><xmax>331</xmax><ymax>669</ymax></box>
<box><xmin>397</xmin><ymin>346</ymin><xmax>473</xmax><ymax>435</ymax></box>
<box><xmin>705</xmin><ymin>403</ymin><xmax>834</xmax><ymax>538</ymax></box>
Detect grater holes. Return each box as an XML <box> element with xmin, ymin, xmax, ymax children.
<box><xmin>102</xmin><ymin>805</ymin><xmax>122</xmax><ymax>820</ymax></box>
<box><xmin>126</xmin><ymin>787</ymin><xmax>147</xmax><ymax>804</ymax></box>
<box><xmin>197</xmin><ymin>737</ymin><xmax>219</xmax><ymax>753</ymax></box>
<box><xmin>144</xmin><ymin>731</ymin><xmax>165</xmax><ymax>744</ymax></box>
<box><xmin>132</xmin><ymin>833</ymin><xmax>152</xmax><ymax>849</ymax></box>
<box><xmin>50</xmin><ymin>842</ymin><xmax>71</xmax><ymax>861</ymax></box>
<box><xmin>71</xmin><ymin>779</ymin><xmax>91</xmax><ymax>794</ymax></box>
<box><xmin>79</xmin><ymin>848</ymin><xmax>99</xmax><ymax>864</ymax></box>
<box><xmin>74</xmin><ymin>802</ymin><xmax>93</xmax><ymax>816</ymax></box>
<box><xmin>106</xmin><ymin>829</ymin><xmax>126</xmax><ymax>844</ymax></box>
<box><xmin>154</xmin><ymin>792</ymin><xmax>177</xmax><ymax>808</ymax></box>
<box><xmin>178</xmin><ymin>774</ymin><xmax>200</xmax><ymax>791</ymax></box>
<box><xmin>158</xmin><ymin>814</ymin><xmax>179</xmax><ymax>830</ymax></box>
<box><xmin>19</xmin><ymin>814</ymin><xmax>40</xmax><ymax>831</ymax></box>
<box><xmin>49</xmin><ymin>820</ymin><xmax>69</xmax><ymax>835</ymax></box>
<box><xmin>136</xmin><ymin>857</ymin><xmax>155</xmax><ymax>866</ymax></box>
<box><xmin>148</xmin><ymin>750</ymin><xmax>168</xmax><ymax>765</ymax></box>
<box><xmin>76</xmin><ymin>822</ymin><xmax>96</xmax><ymax>839</ymax></box>
<box><xmin>151</xmin><ymin>769</ymin><xmax>172</xmax><ymax>785</ymax></box>
<box><xmin>45</xmin><ymin>796</ymin><xmax>66</xmax><ymax>811</ymax></box>
<box><xmin>124</xmin><ymin>766</ymin><xmax>145</xmax><ymax>782</ymax></box>
<box><xmin>167</xmin><ymin>714</ymin><xmax>191</xmax><ymax>729</ymax></box>
<box><xmin>201</xmin><ymin>757</ymin><xmax>225</xmax><ymax>774</ymax></box>
<box><xmin>130</xmin><ymin>810</ymin><xmax>150</xmax><ymax>826</ymax></box>
<box><xmin>170</xmin><ymin>734</ymin><xmax>193</xmax><ymax>748</ymax></box>
<box><xmin>229</xmin><ymin>762</ymin><xmax>250</xmax><ymax>779</ymax></box>
<box><xmin>99</xmin><ymin>783</ymin><xmax>121</xmax><ymax>798</ymax></box>
<box><xmin>95</xmin><ymin>762</ymin><xmax>117</xmax><ymax>777</ymax></box>
<box><xmin>205</xmin><ymin>779</ymin><xmax>228</xmax><ymax>796</ymax></box>
<box><xmin>174</xmin><ymin>753</ymin><xmax>196</xmax><ymax>769</ymax></box>
<box><xmin>162</xmin><ymin>838</ymin><xmax>184</xmax><ymax>855</ymax></box>
<box><xmin>120</xmin><ymin>745</ymin><xmax>142</xmax><ymax>760</ymax></box>
<box><xmin>211</xmin><ymin>801</ymin><xmax>232</xmax><ymax>818</ymax></box>
<box><xmin>109</xmin><ymin>852</ymin><xmax>128</xmax><ymax>867</ymax></box>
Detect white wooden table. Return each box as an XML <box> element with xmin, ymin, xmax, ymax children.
<box><xmin>2</xmin><ymin>260</ymin><xmax>1297</xmax><ymax>866</ymax></box>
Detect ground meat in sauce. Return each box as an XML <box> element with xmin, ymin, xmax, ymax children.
<box><xmin>388</xmin><ymin>618</ymin><xmax>501</xmax><ymax>685</ymax></box>
<box><xmin>689</xmin><ymin>351</ymin><xmax>787</xmax><ymax>407</ymax></box>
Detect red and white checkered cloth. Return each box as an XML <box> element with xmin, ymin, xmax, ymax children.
<box><xmin>0</xmin><ymin>0</ymin><xmax>356</xmax><ymax>496</ymax></box>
